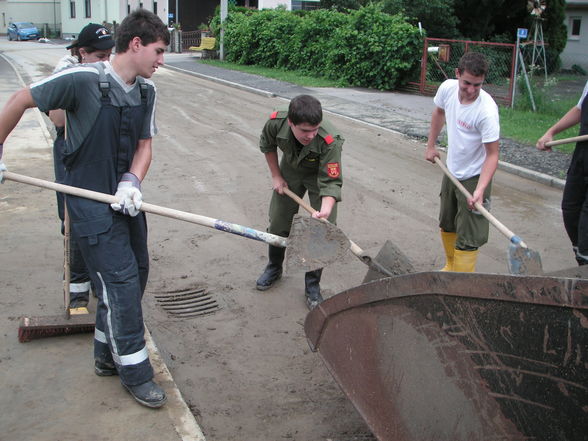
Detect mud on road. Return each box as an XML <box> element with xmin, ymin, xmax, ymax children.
<box><xmin>0</xmin><ymin>45</ymin><xmax>575</xmax><ymax>441</ymax></box>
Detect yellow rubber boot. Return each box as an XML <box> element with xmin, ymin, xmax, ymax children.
<box><xmin>453</xmin><ymin>249</ymin><xmax>479</xmax><ymax>273</ymax></box>
<box><xmin>440</xmin><ymin>231</ymin><xmax>457</xmax><ymax>271</ymax></box>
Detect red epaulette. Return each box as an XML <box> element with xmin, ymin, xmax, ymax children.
<box><xmin>324</xmin><ymin>134</ymin><xmax>334</xmax><ymax>145</ymax></box>
<box><xmin>270</xmin><ymin>111</ymin><xmax>279</xmax><ymax>120</ymax></box>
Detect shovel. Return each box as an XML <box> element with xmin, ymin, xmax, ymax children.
<box><xmin>3</xmin><ymin>171</ymin><xmax>350</xmax><ymax>272</ymax></box>
<box><xmin>281</xmin><ymin>187</ymin><xmax>414</xmax><ymax>280</ymax></box>
<box><xmin>434</xmin><ymin>157</ymin><xmax>543</xmax><ymax>275</ymax></box>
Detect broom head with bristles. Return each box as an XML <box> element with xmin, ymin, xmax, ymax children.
<box><xmin>18</xmin><ymin>314</ymin><xmax>95</xmax><ymax>343</ymax></box>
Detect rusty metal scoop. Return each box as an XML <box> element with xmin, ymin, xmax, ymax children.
<box><xmin>3</xmin><ymin>172</ymin><xmax>349</xmax><ymax>272</ymax></box>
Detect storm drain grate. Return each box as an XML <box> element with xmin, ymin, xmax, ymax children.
<box><xmin>154</xmin><ymin>287</ymin><xmax>220</xmax><ymax>318</ymax></box>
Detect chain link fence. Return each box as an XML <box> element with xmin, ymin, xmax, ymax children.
<box><xmin>400</xmin><ymin>38</ymin><xmax>516</xmax><ymax>106</ymax></box>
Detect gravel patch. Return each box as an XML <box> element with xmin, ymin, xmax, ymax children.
<box><xmin>500</xmin><ymin>137</ymin><xmax>570</xmax><ymax>180</ymax></box>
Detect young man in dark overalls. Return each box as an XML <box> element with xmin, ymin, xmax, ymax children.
<box><xmin>0</xmin><ymin>9</ymin><xmax>170</xmax><ymax>408</ymax></box>
<box><xmin>537</xmin><ymin>81</ymin><xmax>588</xmax><ymax>266</ymax></box>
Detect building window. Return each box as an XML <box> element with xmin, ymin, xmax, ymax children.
<box><xmin>570</xmin><ymin>17</ymin><xmax>582</xmax><ymax>40</ymax></box>
<box><xmin>291</xmin><ymin>0</ymin><xmax>320</xmax><ymax>11</ymax></box>
<box><xmin>70</xmin><ymin>1</ymin><xmax>76</xmax><ymax>18</ymax></box>
<box><xmin>85</xmin><ymin>0</ymin><xmax>91</xmax><ymax>18</ymax></box>
<box><xmin>139</xmin><ymin>2</ymin><xmax>143</xmax><ymax>8</ymax></box>
<box><xmin>127</xmin><ymin>3</ymin><xmax>131</xmax><ymax>14</ymax></box>
<box><xmin>154</xmin><ymin>2</ymin><xmax>158</xmax><ymax>14</ymax></box>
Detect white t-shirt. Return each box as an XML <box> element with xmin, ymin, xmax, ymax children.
<box><xmin>434</xmin><ymin>79</ymin><xmax>500</xmax><ymax>180</ymax></box>
<box><xmin>576</xmin><ymin>81</ymin><xmax>588</xmax><ymax>108</ymax></box>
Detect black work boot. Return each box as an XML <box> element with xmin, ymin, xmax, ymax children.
<box><xmin>95</xmin><ymin>360</ymin><xmax>118</xmax><ymax>377</ymax></box>
<box><xmin>305</xmin><ymin>268</ymin><xmax>324</xmax><ymax>310</ymax></box>
<box><xmin>123</xmin><ymin>380</ymin><xmax>167</xmax><ymax>408</ymax></box>
<box><xmin>256</xmin><ymin>245</ymin><xmax>285</xmax><ymax>291</ymax></box>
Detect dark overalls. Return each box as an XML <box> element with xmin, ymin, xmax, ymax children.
<box><xmin>562</xmin><ymin>95</ymin><xmax>588</xmax><ymax>265</ymax></box>
<box><xmin>63</xmin><ymin>66</ymin><xmax>152</xmax><ymax>386</ymax></box>
<box><xmin>53</xmin><ymin>126</ymin><xmax>92</xmax><ymax>303</ymax></box>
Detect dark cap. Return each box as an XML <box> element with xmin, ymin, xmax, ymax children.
<box><xmin>66</xmin><ymin>23</ymin><xmax>114</xmax><ymax>50</ymax></box>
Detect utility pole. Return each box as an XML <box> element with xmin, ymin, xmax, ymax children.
<box><xmin>176</xmin><ymin>0</ymin><xmax>179</xmax><ymax>26</ymax></box>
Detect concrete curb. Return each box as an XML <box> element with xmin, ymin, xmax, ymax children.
<box><xmin>146</xmin><ymin>327</ymin><xmax>206</xmax><ymax>441</ymax></box>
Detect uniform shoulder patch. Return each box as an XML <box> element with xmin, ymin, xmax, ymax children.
<box><xmin>327</xmin><ymin>162</ymin><xmax>340</xmax><ymax>178</ymax></box>
<box><xmin>324</xmin><ymin>134</ymin><xmax>334</xmax><ymax>145</ymax></box>
<box><xmin>269</xmin><ymin>109</ymin><xmax>288</xmax><ymax>120</ymax></box>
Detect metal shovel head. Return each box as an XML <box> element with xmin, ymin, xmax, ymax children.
<box><xmin>362</xmin><ymin>239</ymin><xmax>416</xmax><ymax>283</ymax></box>
<box><xmin>507</xmin><ymin>243</ymin><xmax>543</xmax><ymax>275</ymax></box>
<box><xmin>285</xmin><ymin>214</ymin><xmax>350</xmax><ymax>272</ymax></box>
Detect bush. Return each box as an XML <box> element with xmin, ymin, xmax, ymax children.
<box><xmin>220</xmin><ymin>5</ymin><xmax>422</xmax><ymax>90</ymax></box>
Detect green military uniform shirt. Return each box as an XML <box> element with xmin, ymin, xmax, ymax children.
<box><xmin>259</xmin><ymin>109</ymin><xmax>344</xmax><ymax>201</ymax></box>
<box><xmin>260</xmin><ymin>109</ymin><xmax>344</xmax><ymax>237</ymax></box>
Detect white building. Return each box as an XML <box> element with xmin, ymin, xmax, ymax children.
<box><xmin>257</xmin><ymin>0</ymin><xmax>319</xmax><ymax>11</ymax></box>
<box><xmin>561</xmin><ymin>0</ymin><xmax>588</xmax><ymax>70</ymax></box>
<box><xmin>0</xmin><ymin>0</ymin><xmax>169</xmax><ymax>38</ymax></box>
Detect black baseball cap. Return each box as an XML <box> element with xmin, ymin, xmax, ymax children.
<box><xmin>66</xmin><ymin>23</ymin><xmax>114</xmax><ymax>50</ymax></box>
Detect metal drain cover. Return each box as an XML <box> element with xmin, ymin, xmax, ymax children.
<box><xmin>154</xmin><ymin>287</ymin><xmax>220</xmax><ymax>318</ymax></box>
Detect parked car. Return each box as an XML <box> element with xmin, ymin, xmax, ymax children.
<box><xmin>7</xmin><ymin>22</ymin><xmax>40</xmax><ymax>41</ymax></box>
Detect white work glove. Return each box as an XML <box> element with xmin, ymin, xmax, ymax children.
<box><xmin>111</xmin><ymin>172</ymin><xmax>142</xmax><ymax>217</ymax></box>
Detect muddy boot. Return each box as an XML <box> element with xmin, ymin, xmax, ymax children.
<box><xmin>256</xmin><ymin>245</ymin><xmax>285</xmax><ymax>291</ymax></box>
<box><xmin>122</xmin><ymin>379</ymin><xmax>167</xmax><ymax>409</ymax></box>
<box><xmin>305</xmin><ymin>268</ymin><xmax>324</xmax><ymax>310</ymax></box>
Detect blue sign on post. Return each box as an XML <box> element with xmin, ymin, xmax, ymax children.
<box><xmin>168</xmin><ymin>13</ymin><xmax>174</xmax><ymax>18</ymax></box>
<box><xmin>517</xmin><ymin>28</ymin><xmax>528</xmax><ymax>39</ymax></box>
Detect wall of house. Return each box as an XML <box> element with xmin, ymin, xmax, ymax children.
<box><xmin>562</xmin><ymin>5</ymin><xmax>588</xmax><ymax>70</ymax></box>
<box><xmin>258</xmin><ymin>0</ymin><xmax>290</xmax><ymax>10</ymax></box>
<box><xmin>59</xmin><ymin>0</ymin><xmax>169</xmax><ymax>38</ymax></box>
<box><xmin>0</xmin><ymin>0</ymin><xmax>62</xmax><ymax>35</ymax></box>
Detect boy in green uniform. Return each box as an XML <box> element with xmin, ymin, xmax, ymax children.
<box><xmin>256</xmin><ymin>95</ymin><xmax>344</xmax><ymax>309</ymax></box>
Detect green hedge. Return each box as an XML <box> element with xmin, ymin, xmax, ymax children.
<box><xmin>218</xmin><ymin>5</ymin><xmax>423</xmax><ymax>90</ymax></box>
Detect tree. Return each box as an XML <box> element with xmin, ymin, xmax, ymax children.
<box><xmin>381</xmin><ymin>0</ymin><xmax>459</xmax><ymax>38</ymax></box>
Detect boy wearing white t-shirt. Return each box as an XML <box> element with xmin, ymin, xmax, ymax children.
<box><xmin>425</xmin><ymin>52</ymin><xmax>500</xmax><ymax>272</ymax></box>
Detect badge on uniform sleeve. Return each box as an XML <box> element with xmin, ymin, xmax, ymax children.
<box><xmin>327</xmin><ymin>162</ymin><xmax>340</xmax><ymax>178</ymax></box>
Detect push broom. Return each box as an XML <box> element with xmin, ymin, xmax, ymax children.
<box><xmin>18</xmin><ymin>199</ymin><xmax>95</xmax><ymax>342</ymax></box>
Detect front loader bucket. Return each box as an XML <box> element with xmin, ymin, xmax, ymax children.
<box><xmin>304</xmin><ymin>272</ymin><xmax>588</xmax><ymax>441</ymax></box>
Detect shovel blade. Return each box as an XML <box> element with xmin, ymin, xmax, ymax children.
<box><xmin>362</xmin><ymin>240</ymin><xmax>416</xmax><ymax>283</ymax></box>
<box><xmin>285</xmin><ymin>214</ymin><xmax>350</xmax><ymax>272</ymax></box>
<box><xmin>507</xmin><ymin>244</ymin><xmax>543</xmax><ymax>275</ymax></box>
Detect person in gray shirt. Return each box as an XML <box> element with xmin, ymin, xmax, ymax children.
<box><xmin>0</xmin><ymin>9</ymin><xmax>170</xmax><ymax>409</ymax></box>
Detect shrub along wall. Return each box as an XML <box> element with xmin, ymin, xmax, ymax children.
<box><xmin>217</xmin><ymin>5</ymin><xmax>423</xmax><ymax>90</ymax></box>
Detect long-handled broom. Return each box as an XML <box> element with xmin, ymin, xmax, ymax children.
<box><xmin>18</xmin><ymin>199</ymin><xmax>95</xmax><ymax>342</ymax></box>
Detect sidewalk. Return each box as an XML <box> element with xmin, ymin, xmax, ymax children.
<box><xmin>163</xmin><ymin>53</ymin><xmax>569</xmax><ymax>189</ymax></box>
<box><xmin>0</xmin><ymin>52</ymin><xmax>205</xmax><ymax>441</ymax></box>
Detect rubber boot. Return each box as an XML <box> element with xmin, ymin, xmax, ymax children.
<box><xmin>256</xmin><ymin>245</ymin><xmax>285</xmax><ymax>291</ymax></box>
<box><xmin>453</xmin><ymin>249</ymin><xmax>479</xmax><ymax>273</ymax></box>
<box><xmin>440</xmin><ymin>231</ymin><xmax>457</xmax><ymax>271</ymax></box>
<box><xmin>305</xmin><ymin>268</ymin><xmax>324</xmax><ymax>310</ymax></box>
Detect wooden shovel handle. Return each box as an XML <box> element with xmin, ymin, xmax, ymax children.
<box><xmin>281</xmin><ymin>187</ymin><xmax>365</xmax><ymax>257</ymax></box>
<box><xmin>4</xmin><ymin>171</ymin><xmax>288</xmax><ymax>248</ymax></box>
<box><xmin>545</xmin><ymin>134</ymin><xmax>588</xmax><ymax>147</ymax></box>
<box><xmin>434</xmin><ymin>157</ymin><xmax>528</xmax><ymax>248</ymax></box>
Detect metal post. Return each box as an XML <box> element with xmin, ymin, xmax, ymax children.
<box><xmin>176</xmin><ymin>0</ymin><xmax>179</xmax><ymax>27</ymax></box>
<box><xmin>512</xmin><ymin>35</ymin><xmax>520</xmax><ymax>108</ymax></box>
<box><xmin>220</xmin><ymin>0</ymin><xmax>227</xmax><ymax>61</ymax></box>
